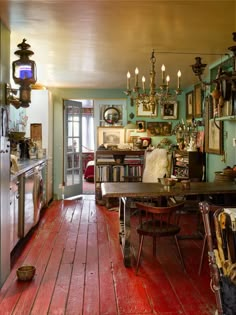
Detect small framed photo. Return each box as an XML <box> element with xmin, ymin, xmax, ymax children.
<box><xmin>194</xmin><ymin>84</ymin><xmax>202</xmax><ymax>118</ymax></box>
<box><xmin>136</xmin><ymin>100</ymin><xmax>157</xmax><ymax>117</ymax></box>
<box><xmin>97</xmin><ymin>127</ymin><xmax>125</xmax><ymax>146</ymax></box>
<box><xmin>161</xmin><ymin>101</ymin><xmax>178</xmax><ymax>119</ymax></box>
<box><xmin>147</xmin><ymin>121</ymin><xmax>172</xmax><ymax>136</ymax></box>
<box><xmin>136</xmin><ymin>120</ymin><xmax>145</xmax><ymax>132</ymax></box>
<box><xmin>186</xmin><ymin>91</ymin><xmax>194</xmax><ymax>119</ymax></box>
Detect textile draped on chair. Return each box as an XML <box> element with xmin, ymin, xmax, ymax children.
<box><xmin>142</xmin><ymin>148</ymin><xmax>171</xmax><ymax>183</ymax></box>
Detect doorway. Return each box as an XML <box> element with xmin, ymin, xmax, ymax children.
<box><xmin>80</xmin><ymin>100</ymin><xmax>95</xmax><ymax>195</ymax></box>
<box><xmin>63</xmin><ymin>99</ymin><xmax>95</xmax><ymax>197</ymax></box>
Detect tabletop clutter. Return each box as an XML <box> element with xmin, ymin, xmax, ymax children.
<box><xmin>215</xmin><ymin>166</ymin><xmax>236</xmax><ymax>183</ymax></box>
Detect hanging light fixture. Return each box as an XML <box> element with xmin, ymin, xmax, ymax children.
<box><xmin>191</xmin><ymin>32</ymin><xmax>236</xmax><ymax>106</ymax></box>
<box><xmin>124</xmin><ymin>50</ymin><xmax>182</xmax><ymax>115</ymax></box>
<box><xmin>6</xmin><ymin>38</ymin><xmax>37</xmax><ymax>109</ymax></box>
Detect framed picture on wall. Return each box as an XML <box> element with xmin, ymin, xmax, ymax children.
<box><xmin>194</xmin><ymin>84</ymin><xmax>202</xmax><ymax>118</ymax></box>
<box><xmin>205</xmin><ymin>96</ymin><xmax>223</xmax><ymax>154</ymax></box>
<box><xmin>97</xmin><ymin>127</ymin><xmax>125</xmax><ymax>146</ymax></box>
<box><xmin>161</xmin><ymin>101</ymin><xmax>178</xmax><ymax>119</ymax></box>
<box><xmin>186</xmin><ymin>91</ymin><xmax>194</xmax><ymax>119</ymax></box>
<box><xmin>136</xmin><ymin>120</ymin><xmax>145</xmax><ymax>131</ymax></box>
<box><xmin>147</xmin><ymin>121</ymin><xmax>172</xmax><ymax>136</ymax></box>
<box><xmin>136</xmin><ymin>100</ymin><xmax>157</xmax><ymax>117</ymax></box>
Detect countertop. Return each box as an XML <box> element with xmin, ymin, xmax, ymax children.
<box><xmin>10</xmin><ymin>158</ymin><xmax>48</xmax><ymax>180</ymax></box>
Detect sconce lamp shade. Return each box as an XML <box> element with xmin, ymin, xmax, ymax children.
<box><xmin>12</xmin><ymin>39</ymin><xmax>37</xmax><ymax>107</ymax></box>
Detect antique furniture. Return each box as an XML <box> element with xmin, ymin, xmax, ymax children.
<box><xmin>172</xmin><ymin>150</ymin><xmax>205</xmax><ymax>181</ymax></box>
<box><xmin>101</xmin><ymin>181</ymin><xmax>236</xmax><ymax>267</ymax></box>
<box><xmin>135</xmin><ymin>201</ymin><xmax>186</xmax><ymax>274</ymax></box>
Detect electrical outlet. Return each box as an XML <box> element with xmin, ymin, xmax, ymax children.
<box><xmin>233</xmin><ymin>138</ymin><xmax>236</xmax><ymax>147</ymax></box>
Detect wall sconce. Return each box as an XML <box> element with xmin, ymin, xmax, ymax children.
<box><xmin>191</xmin><ymin>32</ymin><xmax>236</xmax><ymax>99</ymax></box>
<box><xmin>6</xmin><ymin>38</ymin><xmax>37</xmax><ymax>109</ymax></box>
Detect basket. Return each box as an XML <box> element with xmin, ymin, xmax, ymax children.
<box><xmin>223</xmin><ymin>168</ymin><xmax>236</xmax><ymax>179</ymax></box>
<box><xmin>16</xmin><ymin>265</ymin><xmax>36</xmax><ymax>281</ymax></box>
<box><xmin>214</xmin><ymin>171</ymin><xmax>233</xmax><ymax>182</ymax></box>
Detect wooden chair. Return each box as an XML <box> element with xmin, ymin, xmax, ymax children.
<box><xmin>135</xmin><ymin>201</ymin><xmax>186</xmax><ymax>274</ymax></box>
<box><xmin>198</xmin><ymin>202</ymin><xmax>222</xmax><ymax>275</ymax></box>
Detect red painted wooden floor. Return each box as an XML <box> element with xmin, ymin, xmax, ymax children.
<box><xmin>0</xmin><ymin>196</ymin><xmax>216</xmax><ymax>315</ymax></box>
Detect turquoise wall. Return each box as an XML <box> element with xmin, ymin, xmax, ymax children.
<box><xmin>50</xmin><ymin>64</ymin><xmax>236</xmax><ymax>200</ymax></box>
<box><xmin>205</xmin><ymin>58</ymin><xmax>236</xmax><ymax>181</ymax></box>
<box><xmin>50</xmin><ymin>88</ymin><xmax>129</xmax><ymax>199</ymax></box>
<box><xmin>50</xmin><ymin>87</ymin><xmax>188</xmax><ymax>199</ymax></box>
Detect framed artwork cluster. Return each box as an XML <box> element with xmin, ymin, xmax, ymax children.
<box><xmin>186</xmin><ymin>84</ymin><xmax>202</xmax><ymax>119</ymax></box>
<box><xmin>136</xmin><ymin>99</ymin><xmax>178</xmax><ymax>120</ymax></box>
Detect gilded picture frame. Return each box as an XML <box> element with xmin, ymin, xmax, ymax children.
<box><xmin>161</xmin><ymin>101</ymin><xmax>178</xmax><ymax>119</ymax></box>
<box><xmin>186</xmin><ymin>91</ymin><xmax>194</xmax><ymax>119</ymax></box>
<box><xmin>194</xmin><ymin>84</ymin><xmax>202</xmax><ymax>118</ymax></box>
<box><xmin>205</xmin><ymin>96</ymin><xmax>223</xmax><ymax>154</ymax></box>
<box><xmin>147</xmin><ymin>121</ymin><xmax>172</xmax><ymax>136</ymax></box>
<box><xmin>136</xmin><ymin>100</ymin><xmax>157</xmax><ymax>117</ymax></box>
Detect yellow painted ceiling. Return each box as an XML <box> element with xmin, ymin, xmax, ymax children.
<box><xmin>0</xmin><ymin>0</ymin><xmax>235</xmax><ymax>90</ymax></box>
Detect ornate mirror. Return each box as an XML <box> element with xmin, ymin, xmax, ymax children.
<box><xmin>103</xmin><ymin>107</ymin><xmax>120</xmax><ymax>124</ymax></box>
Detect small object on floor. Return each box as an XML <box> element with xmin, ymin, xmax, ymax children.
<box><xmin>16</xmin><ymin>265</ymin><xmax>36</xmax><ymax>281</ymax></box>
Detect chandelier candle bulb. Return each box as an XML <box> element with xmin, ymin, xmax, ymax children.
<box><xmin>142</xmin><ymin>76</ymin><xmax>145</xmax><ymax>91</ymax></box>
<box><xmin>127</xmin><ymin>71</ymin><xmax>131</xmax><ymax>90</ymax></box>
<box><xmin>166</xmin><ymin>75</ymin><xmax>170</xmax><ymax>89</ymax></box>
<box><xmin>177</xmin><ymin>70</ymin><xmax>181</xmax><ymax>89</ymax></box>
<box><xmin>135</xmin><ymin>67</ymin><xmax>139</xmax><ymax>86</ymax></box>
<box><xmin>161</xmin><ymin>64</ymin><xmax>165</xmax><ymax>84</ymax></box>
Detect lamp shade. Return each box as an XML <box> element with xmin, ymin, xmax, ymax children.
<box><xmin>11</xmin><ymin>39</ymin><xmax>37</xmax><ymax>108</ymax></box>
<box><xmin>12</xmin><ymin>39</ymin><xmax>37</xmax><ymax>86</ymax></box>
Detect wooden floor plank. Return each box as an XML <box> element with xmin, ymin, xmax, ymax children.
<box><xmin>0</xmin><ymin>197</ymin><xmax>217</xmax><ymax>315</ymax></box>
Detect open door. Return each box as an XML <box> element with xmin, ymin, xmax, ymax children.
<box><xmin>63</xmin><ymin>100</ymin><xmax>82</xmax><ymax>199</ymax></box>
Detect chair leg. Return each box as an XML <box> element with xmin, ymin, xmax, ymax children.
<box><xmin>174</xmin><ymin>235</ymin><xmax>186</xmax><ymax>272</ymax></box>
<box><xmin>136</xmin><ymin>235</ymin><xmax>144</xmax><ymax>275</ymax></box>
<box><xmin>198</xmin><ymin>234</ymin><xmax>207</xmax><ymax>275</ymax></box>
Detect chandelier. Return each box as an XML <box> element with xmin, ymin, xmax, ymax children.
<box><xmin>124</xmin><ymin>50</ymin><xmax>182</xmax><ymax>115</ymax></box>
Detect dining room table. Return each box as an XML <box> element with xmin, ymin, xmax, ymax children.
<box><xmin>101</xmin><ymin>181</ymin><xmax>236</xmax><ymax>267</ymax></box>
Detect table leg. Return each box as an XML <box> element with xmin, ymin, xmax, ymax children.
<box><xmin>119</xmin><ymin>197</ymin><xmax>131</xmax><ymax>267</ymax></box>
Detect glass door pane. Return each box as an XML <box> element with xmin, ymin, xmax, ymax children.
<box><xmin>63</xmin><ymin>100</ymin><xmax>82</xmax><ymax>198</ymax></box>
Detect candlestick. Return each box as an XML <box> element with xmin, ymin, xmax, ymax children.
<box><xmin>166</xmin><ymin>75</ymin><xmax>170</xmax><ymax>86</ymax></box>
<box><xmin>177</xmin><ymin>70</ymin><xmax>181</xmax><ymax>89</ymax></box>
<box><xmin>135</xmin><ymin>67</ymin><xmax>139</xmax><ymax>87</ymax></box>
<box><xmin>161</xmin><ymin>64</ymin><xmax>165</xmax><ymax>84</ymax></box>
<box><xmin>142</xmin><ymin>76</ymin><xmax>145</xmax><ymax>91</ymax></box>
<box><xmin>127</xmin><ymin>71</ymin><xmax>131</xmax><ymax>90</ymax></box>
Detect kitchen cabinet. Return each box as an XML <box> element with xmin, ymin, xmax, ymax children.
<box><xmin>25</xmin><ymin>90</ymin><xmax>53</xmax><ymax>204</ymax></box>
<box><xmin>172</xmin><ymin>150</ymin><xmax>205</xmax><ymax>181</ymax></box>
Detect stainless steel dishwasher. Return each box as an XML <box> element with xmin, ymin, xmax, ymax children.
<box><xmin>19</xmin><ymin>168</ymin><xmax>35</xmax><ymax>237</ymax></box>
<box><xmin>19</xmin><ymin>165</ymin><xmax>44</xmax><ymax>238</ymax></box>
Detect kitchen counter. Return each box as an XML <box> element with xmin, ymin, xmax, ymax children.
<box><xmin>11</xmin><ymin>158</ymin><xmax>47</xmax><ymax>180</ymax></box>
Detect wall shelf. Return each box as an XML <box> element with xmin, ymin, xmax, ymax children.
<box><xmin>213</xmin><ymin>115</ymin><xmax>236</xmax><ymax>121</ymax></box>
